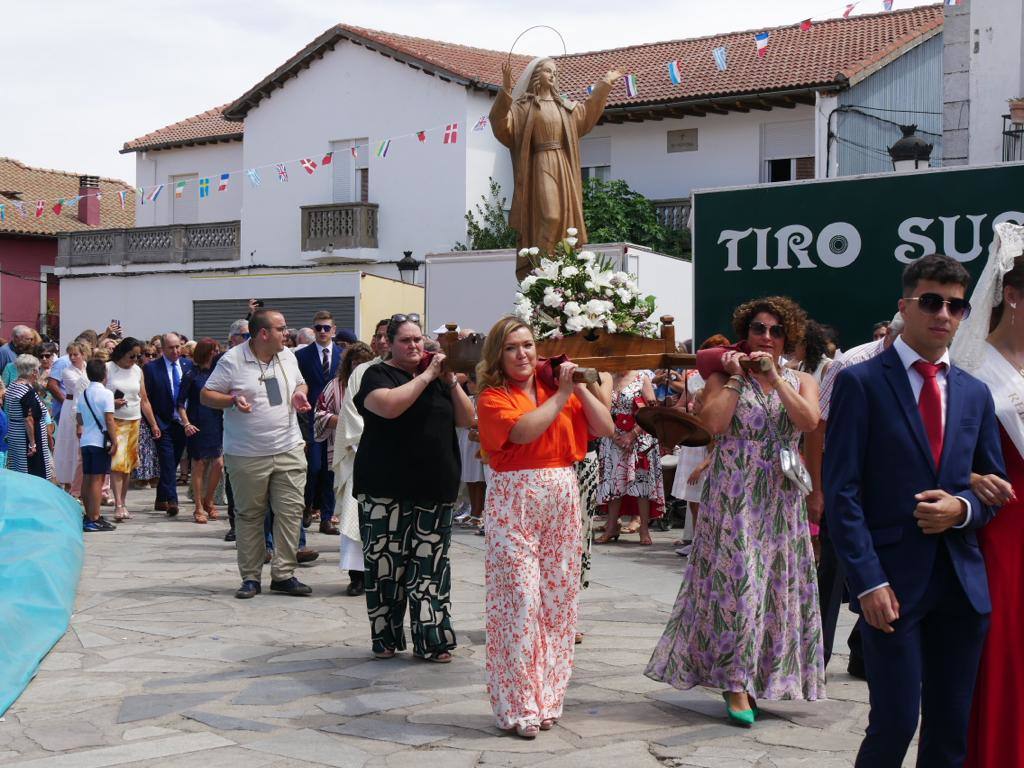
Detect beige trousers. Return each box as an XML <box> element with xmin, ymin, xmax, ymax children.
<box><xmin>224</xmin><ymin>445</ymin><xmax>307</xmax><ymax>583</ymax></box>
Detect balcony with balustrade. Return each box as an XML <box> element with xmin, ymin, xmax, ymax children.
<box><xmin>57</xmin><ymin>221</ymin><xmax>240</xmax><ymax>268</ymax></box>
<box><xmin>299</xmin><ymin>202</ymin><xmax>379</xmax><ymax>254</ymax></box>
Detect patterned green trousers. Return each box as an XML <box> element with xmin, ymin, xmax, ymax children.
<box><xmin>357</xmin><ymin>495</ymin><xmax>457</xmax><ymax>657</ymax></box>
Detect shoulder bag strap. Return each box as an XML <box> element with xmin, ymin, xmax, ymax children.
<box><xmin>81</xmin><ymin>390</ymin><xmax>111</xmax><ymax>442</ymax></box>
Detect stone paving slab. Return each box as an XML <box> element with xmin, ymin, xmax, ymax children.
<box><xmin>0</xmin><ymin>486</ymin><xmax>895</xmax><ymax>767</ymax></box>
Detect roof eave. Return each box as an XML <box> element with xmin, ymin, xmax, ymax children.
<box><xmin>223</xmin><ymin>25</ymin><xmax>493</xmax><ymax>120</ymax></box>
<box><xmin>599</xmin><ymin>84</ymin><xmax>833</xmax><ymax>121</ymax></box>
<box><xmin>120</xmin><ymin>133</ymin><xmax>245</xmax><ymax>155</ymax></box>
<box><xmin>843</xmin><ymin>23</ymin><xmax>942</xmax><ymax>87</ymax></box>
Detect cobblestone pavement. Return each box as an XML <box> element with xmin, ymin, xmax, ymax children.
<box><xmin>1</xmin><ymin>487</ymin><xmax>915</xmax><ymax>767</ymax></box>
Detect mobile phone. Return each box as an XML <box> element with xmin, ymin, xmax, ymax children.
<box><xmin>253</xmin><ymin>299</ymin><xmax>265</xmax><ymax>308</ymax></box>
<box><xmin>263</xmin><ymin>376</ymin><xmax>283</xmax><ymax>406</ymax></box>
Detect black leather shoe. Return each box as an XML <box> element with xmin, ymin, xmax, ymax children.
<box><xmin>270</xmin><ymin>577</ymin><xmax>312</xmax><ymax>596</ymax></box>
<box><xmin>319</xmin><ymin>520</ymin><xmax>340</xmax><ymax>535</ymax></box>
<box><xmin>346</xmin><ymin>579</ymin><xmax>365</xmax><ymax>597</ymax></box>
<box><xmin>847</xmin><ymin>655</ymin><xmax>867</xmax><ymax>680</ymax></box>
<box><xmin>224</xmin><ymin>529</ymin><xmax>236</xmax><ymax>542</ymax></box>
<box><xmin>235</xmin><ymin>580</ymin><xmax>261</xmax><ymax>599</ymax></box>
<box><xmin>296</xmin><ymin>548</ymin><xmax>320</xmax><ymax>563</ymax></box>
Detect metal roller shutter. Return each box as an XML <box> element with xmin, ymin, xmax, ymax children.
<box><xmin>192</xmin><ymin>296</ymin><xmax>356</xmax><ymax>342</ymax></box>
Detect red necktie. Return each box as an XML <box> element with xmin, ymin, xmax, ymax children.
<box><xmin>912</xmin><ymin>360</ymin><xmax>945</xmax><ymax>468</ymax></box>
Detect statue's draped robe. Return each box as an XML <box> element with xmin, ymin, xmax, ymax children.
<box><xmin>490</xmin><ymin>80</ymin><xmax>614</xmax><ymax>278</ymax></box>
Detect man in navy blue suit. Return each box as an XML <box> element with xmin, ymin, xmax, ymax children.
<box><xmin>295</xmin><ymin>311</ymin><xmax>343</xmax><ymax>535</ymax></box>
<box><xmin>825</xmin><ymin>254</ymin><xmax>1006</xmax><ymax>768</ymax></box>
<box><xmin>143</xmin><ymin>332</ymin><xmax>194</xmax><ymax>516</ymax></box>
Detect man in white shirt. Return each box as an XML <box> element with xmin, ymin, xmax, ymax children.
<box><xmin>202</xmin><ymin>309</ymin><xmax>313</xmax><ymax>599</ymax></box>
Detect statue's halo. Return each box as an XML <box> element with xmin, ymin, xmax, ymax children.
<box><xmin>506</xmin><ymin>25</ymin><xmax>568</xmax><ymax>68</ymax></box>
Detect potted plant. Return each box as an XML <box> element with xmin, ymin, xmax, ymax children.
<box><xmin>1009</xmin><ymin>98</ymin><xmax>1024</xmax><ymax>125</ymax></box>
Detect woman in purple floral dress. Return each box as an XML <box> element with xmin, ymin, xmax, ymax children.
<box><xmin>645</xmin><ymin>297</ymin><xmax>825</xmax><ymax>727</ymax></box>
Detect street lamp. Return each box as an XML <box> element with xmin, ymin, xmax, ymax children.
<box><xmin>396</xmin><ymin>250</ymin><xmax>421</xmax><ymax>283</ymax></box>
<box><xmin>888</xmin><ymin>124</ymin><xmax>933</xmax><ymax>172</ymax></box>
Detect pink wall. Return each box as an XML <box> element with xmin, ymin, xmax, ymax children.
<box><xmin>0</xmin><ymin>235</ymin><xmax>57</xmax><ymax>340</ymax></box>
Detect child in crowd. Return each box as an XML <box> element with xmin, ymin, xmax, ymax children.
<box><xmin>77</xmin><ymin>359</ymin><xmax>118</xmax><ymax>532</ymax></box>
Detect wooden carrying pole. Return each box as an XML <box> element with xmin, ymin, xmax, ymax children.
<box><xmin>438</xmin><ymin>317</ymin><xmax>770</xmax><ymax>376</ymax></box>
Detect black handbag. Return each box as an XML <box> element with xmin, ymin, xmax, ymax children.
<box><xmin>82</xmin><ymin>390</ymin><xmax>114</xmax><ymax>452</ymax></box>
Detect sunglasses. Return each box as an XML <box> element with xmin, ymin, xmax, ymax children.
<box><xmin>41</xmin><ymin>352</ymin><xmax>56</xmax><ymax>358</ymax></box>
<box><xmin>390</xmin><ymin>313</ymin><xmax>421</xmax><ymax>326</ymax></box>
<box><xmin>905</xmin><ymin>293</ymin><xmax>972</xmax><ymax>320</ymax></box>
<box><xmin>313</xmin><ymin>324</ymin><xmax>333</xmax><ymax>333</ymax></box>
<box><xmin>127</xmin><ymin>353</ymin><xmax>142</xmax><ymax>360</ymax></box>
<box><xmin>144</xmin><ymin>352</ymin><xmax>159</xmax><ymax>358</ymax></box>
<box><xmin>749</xmin><ymin>320</ymin><xmax>786</xmax><ymax>339</ymax></box>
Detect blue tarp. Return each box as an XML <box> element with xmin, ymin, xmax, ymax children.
<box><xmin>0</xmin><ymin>470</ymin><xmax>84</xmax><ymax>716</ymax></box>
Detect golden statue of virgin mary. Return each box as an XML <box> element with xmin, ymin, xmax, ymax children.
<box><xmin>490</xmin><ymin>57</ymin><xmax>621</xmax><ymax>279</ymax></box>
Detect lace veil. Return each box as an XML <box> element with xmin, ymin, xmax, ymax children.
<box><xmin>950</xmin><ymin>222</ymin><xmax>1024</xmax><ymax>372</ymax></box>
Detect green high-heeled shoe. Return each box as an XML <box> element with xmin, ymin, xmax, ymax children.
<box><xmin>722</xmin><ymin>692</ymin><xmax>755</xmax><ymax>727</ymax></box>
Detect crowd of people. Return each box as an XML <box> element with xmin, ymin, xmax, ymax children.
<box><xmin>2</xmin><ymin>229</ymin><xmax>1022</xmax><ymax>766</ymax></box>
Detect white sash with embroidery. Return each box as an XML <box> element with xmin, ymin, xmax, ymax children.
<box><xmin>971</xmin><ymin>343</ymin><xmax>1024</xmax><ymax>462</ymax></box>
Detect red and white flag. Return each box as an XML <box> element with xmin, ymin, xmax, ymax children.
<box><xmin>350</xmin><ymin>146</ymin><xmax>358</xmax><ymax>158</ymax></box>
<box><xmin>417</xmin><ymin>131</ymin><xmax>427</xmax><ymax>143</ymax></box>
<box><xmin>843</xmin><ymin>2</ymin><xmax>857</xmax><ymax>17</ymax></box>
<box><xmin>52</xmin><ymin>199</ymin><xmax>64</xmax><ymax>215</ymax></box>
<box><xmin>322</xmin><ymin>152</ymin><xmax>333</xmax><ymax>166</ymax></box>
<box><xmin>443</xmin><ymin>123</ymin><xmax>458</xmax><ymax>144</ymax></box>
<box><xmin>35</xmin><ymin>200</ymin><xmax>45</xmax><ymax>218</ymax></box>
<box><xmin>301</xmin><ymin>158</ymin><xmax>318</xmax><ymax>174</ymax></box>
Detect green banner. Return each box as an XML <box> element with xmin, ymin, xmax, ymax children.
<box><xmin>693</xmin><ymin>162</ymin><xmax>1024</xmax><ymax>349</ymax></box>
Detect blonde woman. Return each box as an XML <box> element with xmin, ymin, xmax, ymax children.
<box><xmin>476</xmin><ymin>316</ymin><xmax>613</xmax><ymax>738</ymax></box>
<box><xmin>53</xmin><ymin>340</ymin><xmax>92</xmax><ymax>494</ymax></box>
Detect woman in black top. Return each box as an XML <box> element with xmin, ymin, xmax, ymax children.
<box><xmin>353</xmin><ymin>314</ymin><xmax>474</xmax><ymax>662</ymax></box>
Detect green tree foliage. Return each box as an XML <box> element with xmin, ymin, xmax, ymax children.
<box><xmin>454</xmin><ymin>177</ymin><xmax>691</xmax><ymax>258</ymax></box>
<box><xmin>454</xmin><ymin>178</ymin><xmax>518</xmax><ymax>251</ymax></box>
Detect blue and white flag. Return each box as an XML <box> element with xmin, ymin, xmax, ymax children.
<box><xmin>712</xmin><ymin>46</ymin><xmax>728</xmax><ymax>71</ymax></box>
<box><xmin>246</xmin><ymin>168</ymin><xmax>261</xmax><ymax>188</ymax></box>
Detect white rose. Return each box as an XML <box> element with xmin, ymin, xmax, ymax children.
<box><xmin>561</xmin><ymin>265</ymin><xmax>579</xmax><ymax>278</ymax></box>
<box><xmin>520</xmin><ymin>276</ymin><xmax>538</xmax><ymax>291</ymax></box>
<box><xmin>563</xmin><ymin>301</ymin><xmax>582</xmax><ymax>316</ymax></box>
<box><xmin>543</xmin><ymin>291</ymin><xmax>564</xmax><ymax>308</ymax></box>
<box><xmin>579</xmin><ymin>250</ymin><xmax>596</xmax><ymax>262</ymax></box>
<box><xmin>566</xmin><ymin>237</ymin><xmax>578</xmax><ymax>247</ymax></box>
<box><xmin>586</xmin><ymin>298</ymin><xmax>609</xmax><ymax>315</ymax></box>
<box><xmin>567</xmin><ymin>227</ymin><xmax>579</xmax><ymax>237</ymax></box>
<box><xmin>529</xmin><ymin>246</ymin><xmax>540</xmax><ymax>256</ymax></box>
<box><xmin>603</xmin><ymin>288</ymin><xmax>613</xmax><ymax>297</ymax></box>
<box><xmin>617</xmin><ymin>287</ymin><xmax>632</xmax><ymax>303</ymax></box>
<box><xmin>538</xmin><ymin>258</ymin><xmax>559</xmax><ymax>280</ymax></box>
<box><xmin>584</xmin><ymin>280</ymin><xmax>595</xmax><ymax>290</ymax></box>
<box><xmin>565</xmin><ymin>315</ymin><xmax>586</xmax><ymax>333</ymax></box>
<box><xmin>606</xmin><ymin>319</ymin><xmax>617</xmax><ymax>334</ymax></box>
<box><xmin>518</xmin><ymin>248</ymin><xmax>529</xmax><ymax>257</ymax></box>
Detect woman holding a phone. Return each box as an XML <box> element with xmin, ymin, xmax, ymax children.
<box><xmin>352</xmin><ymin>313</ymin><xmax>475</xmax><ymax>662</ymax></box>
<box><xmin>106</xmin><ymin>337</ymin><xmax>160</xmax><ymax>521</ymax></box>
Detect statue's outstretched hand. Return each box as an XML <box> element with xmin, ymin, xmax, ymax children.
<box><xmin>502</xmin><ymin>61</ymin><xmax>513</xmax><ymax>92</ymax></box>
<box><xmin>603</xmin><ymin>70</ymin><xmax>623</xmax><ymax>85</ymax></box>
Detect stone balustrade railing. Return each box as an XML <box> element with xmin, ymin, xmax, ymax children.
<box><xmin>300</xmin><ymin>203</ymin><xmax>379</xmax><ymax>252</ymax></box>
<box><xmin>57</xmin><ymin>221</ymin><xmax>241</xmax><ymax>267</ymax></box>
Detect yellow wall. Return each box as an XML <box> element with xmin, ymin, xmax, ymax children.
<box><xmin>359</xmin><ymin>274</ymin><xmax>425</xmax><ymax>344</ymax></box>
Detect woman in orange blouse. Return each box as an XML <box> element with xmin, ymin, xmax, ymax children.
<box><xmin>476</xmin><ymin>316</ymin><xmax>614</xmax><ymax>739</ymax></box>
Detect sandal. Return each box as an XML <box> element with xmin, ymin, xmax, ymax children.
<box><xmin>193</xmin><ymin>509</ymin><xmax>209</xmax><ymax>524</ymax></box>
<box><xmin>639</xmin><ymin>529</ymin><xmax>653</xmax><ymax>546</ymax></box>
<box><xmin>501</xmin><ymin>724</ymin><xmax>539</xmax><ymax>740</ymax></box>
<box><xmin>114</xmin><ymin>505</ymin><xmax>129</xmax><ymax>522</ymax></box>
<box><xmin>204</xmin><ymin>502</ymin><xmax>219</xmax><ymax>520</ymax></box>
<box><xmin>373</xmin><ymin>649</ymin><xmax>396</xmax><ymax>660</ymax></box>
<box><xmin>416</xmin><ymin>651</ymin><xmax>453</xmax><ymax>663</ymax></box>
<box><xmin>574</xmin><ymin>632</ymin><xmax>584</xmax><ymax>645</ymax></box>
<box><xmin>595</xmin><ymin>526</ymin><xmax>620</xmax><ymax>544</ymax></box>
<box><xmin>539</xmin><ymin>718</ymin><xmax>558</xmax><ymax>730</ymax></box>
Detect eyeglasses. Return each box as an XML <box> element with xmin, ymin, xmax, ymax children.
<box><xmin>231</xmin><ymin>332</ymin><xmax>251</xmax><ymax>340</ymax></box>
<box><xmin>905</xmin><ymin>293</ymin><xmax>972</xmax><ymax>320</ymax></box>
<box><xmin>314</xmin><ymin>324</ymin><xmax>333</xmax><ymax>333</ymax></box>
<box><xmin>749</xmin><ymin>320</ymin><xmax>786</xmax><ymax>339</ymax></box>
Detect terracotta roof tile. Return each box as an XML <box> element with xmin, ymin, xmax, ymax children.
<box><xmin>121</xmin><ymin>103</ymin><xmax>243</xmax><ymax>154</ymax></box>
<box><xmin>130</xmin><ymin>6</ymin><xmax>942</xmax><ymax>148</ymax></box>
<box><xmin>0</xmin><ymin>157</ymin><xmax>135</xmax><ymax>237</ymax></box>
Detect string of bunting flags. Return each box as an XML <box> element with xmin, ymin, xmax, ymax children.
<box><xmin>0</xmin><ymin>117</ymin><xmax>493</xmax><ymax>220</ymax></box>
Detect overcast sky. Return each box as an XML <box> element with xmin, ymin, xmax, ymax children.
<box><xmin>3</xmin><ymin>0</ymin><xmax>934</xmax><ymax>184</ymax></box>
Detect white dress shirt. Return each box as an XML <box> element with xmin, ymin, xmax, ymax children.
<box><xmin>859</xmin><ymin>335</ymin><xmax>970</xmax><ymax>599</ymax></box>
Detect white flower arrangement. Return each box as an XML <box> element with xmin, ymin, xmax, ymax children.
<box><xmin>513</xmin><ymin>228</ymin><xmax>657</xmax><ymax>338</ymax></box>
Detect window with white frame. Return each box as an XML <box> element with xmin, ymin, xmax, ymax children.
<box><xmin>760</xmin><ymin>121</ymin><xmax>815</xmax><ymax>183</ymax></box>
<box><xmin>330</xmin><ymin>139</ymin><xmax>369</xmax><ymax>203</ymax></box>
<box><xmin>580</xmin><ymin>136</ymin><xmax>611</xmax><ymax>182</ymax></box>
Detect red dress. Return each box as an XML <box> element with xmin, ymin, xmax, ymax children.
<box><xmin>966</xmin><ymin>428</ymin><xmax>1024</xmax><ymax>768</ymax></box>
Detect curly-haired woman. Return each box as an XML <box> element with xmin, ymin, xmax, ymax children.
<box><xmin>646</xmin><ymin>296</ymin><xmax>826</xmax><ymax>727</ymax></box>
